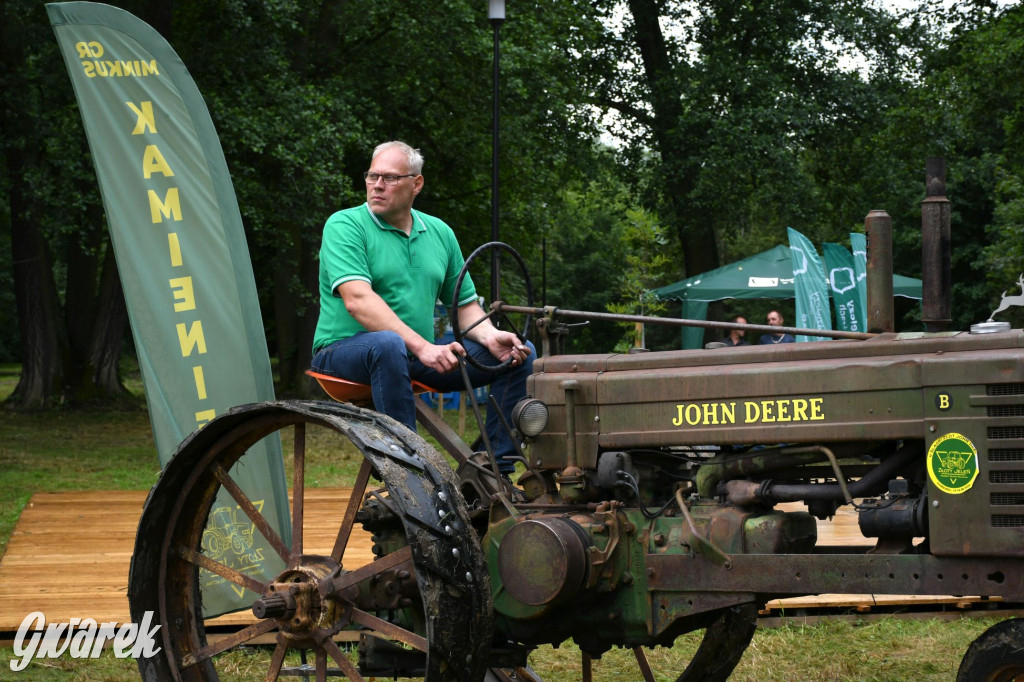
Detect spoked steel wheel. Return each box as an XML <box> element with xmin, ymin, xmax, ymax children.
<box><xmin>129</xmin><ymin>400</ymin><xmax>492</xmax><ymax>681</ymax></box>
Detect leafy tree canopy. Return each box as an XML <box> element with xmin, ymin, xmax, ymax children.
<box><xmin>3</xmin><ymin>0</ymin><xmax>1023</xmax><ymax>408</ymax></box>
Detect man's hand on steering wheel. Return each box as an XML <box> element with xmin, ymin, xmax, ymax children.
<box><xmin>476</xmin><ymin>326</ymin><xmax>531</xmax><ymax>369</ymax></box>
<box><xmin>415</xmin><ymin>340</ymin><xmax>466</xmax><ymax>374</ymax></box>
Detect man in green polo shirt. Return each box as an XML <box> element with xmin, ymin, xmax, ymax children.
<box><xmin>311</xmin><ymin>141</ymin><xmax>534</xmax><ymax>473</ymax></box>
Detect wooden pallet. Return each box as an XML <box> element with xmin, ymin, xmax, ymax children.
<box><xmin>0</xmin><ymin>491</ymin><xmax>1003</xmax><ymax>634</ymax></box>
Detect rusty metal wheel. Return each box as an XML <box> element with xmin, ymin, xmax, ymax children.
<box><xmin>129</xmin><ymin>400</ymin><xmax>492</xmax><ymax>681</ymax></box>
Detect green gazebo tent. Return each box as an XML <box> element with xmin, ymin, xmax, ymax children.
<box><xmin>652</xmin><ymin>245</ymin><xmax>923</xmax><ymax>349</ymax></box>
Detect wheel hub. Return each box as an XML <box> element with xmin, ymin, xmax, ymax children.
<box><xmin>251</xmin><ymin>555</ymin><xmax>344</xmax><ymax>641</ymax></box>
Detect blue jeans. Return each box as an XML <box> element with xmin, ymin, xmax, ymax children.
<box><xmin>311</xmin><ymin>331</ymin><xmax>535</xmax><ymax>473</ymax></box>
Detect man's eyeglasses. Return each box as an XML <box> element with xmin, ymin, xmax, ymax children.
<box><xmin>363</xmin><ymin>172</ymin><xmax>417</xmax><ymax>185</ymax></box>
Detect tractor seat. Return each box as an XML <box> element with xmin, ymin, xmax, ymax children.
<box><xmin>305</xmin><ymin>369</ymin><xmax>436</xmax><ymax>406</ymax></box>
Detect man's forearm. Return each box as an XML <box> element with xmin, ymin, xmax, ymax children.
<box><xmin>456</xmin><ymin>302</ymin><xmax>495</xmax><ymax>344</ymax></box>
<box><xmin>339</xmin><ymin>282</ymin><xmax>429</xmax><ymax>355</ymax></box>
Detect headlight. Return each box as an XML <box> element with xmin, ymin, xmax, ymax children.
<box><xmin>512</xmin><ymin>398</ymin><xmax>548</xmax><ymax>438</ymax></box>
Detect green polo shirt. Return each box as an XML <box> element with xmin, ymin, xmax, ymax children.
<box><xmin>312</xmin><ymin>203</ymin><xmax>478</xmax><ymax>353</ymax></box>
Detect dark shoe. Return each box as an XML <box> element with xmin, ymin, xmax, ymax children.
<box><xmin>502</xmin><ymin>474</ymin><xmax>528</xmax><ymax>503</ymax></box>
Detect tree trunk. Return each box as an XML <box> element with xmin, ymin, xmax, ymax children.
<box><xmin>87</xmin><ymin>245</ymin><xmax>131</xmax><ymax>399</ymax></box>
<box><xmin>1</xmin><ymin>1</ymin><xmax>64</xmax><ymax>405</ymax></box>
<box><xmin>295</xmin><ymin>227</ymin><xmax>320</xmax><ymax>396</ymax></box>
<box><xmin>627</xmin><ymin>0</ymin><xmax>720</xmax><ymax>277</ymax></box>
<box><xmin>60</xmin><ymin>201</ymin><xmax>129</xmax><ymax>401</ymax></box>
<box><xmin>63</xmin><ymin>203</ymin><xmax>103</xmax><ymax>400</ymax></box>
<box><xmin>272</xmin><ymin>248</ymin><xmax>299</xmax><ymax>395</ymax></box>
<box><xmin>271</xmin><ymin>222</ymin><xmax>319</xmax><ymax>398</ymax></box>
<box><xmin>8</xmin><ymin>166</ymin><xmax>67</xmax><ymax>406</ymax></box>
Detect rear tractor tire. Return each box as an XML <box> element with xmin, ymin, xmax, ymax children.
<box><xmin>958</xmin><ymin>618</ymin><xmax>1024</xmax><ymax>682</ymax></box>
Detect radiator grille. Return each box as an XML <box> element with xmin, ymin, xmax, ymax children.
<box><xmin>985</xmin><ymin>384</ymin><xmax>1024</xmax><ymax>531</ymax></box>
<box><xmin>988</xmin><ymin>384</ymin><xmax>1024</xmax><ymax>396</ymax></box>
<box><xmin>989</xmin><ymin>426</ymin><xmax>1024</xmax><ymax>440</ymax></box>
<box><xmin>989</xmin><ymin>405</ymin><xmax>1024</xmax><ymax>418</ymax></box>
<box><xmin>990</xmin><ymin>449</ymin><xmax>1024</xmax><ymax>462</ymax></box>
<box><xmin>992</xmin><ymin>515</ymin><xmax>1024</xmax><ymax>527</ymax></box>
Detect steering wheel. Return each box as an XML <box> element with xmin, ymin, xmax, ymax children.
<box><xmin>450</xmin><ymin>241</ymin><xmax>534</xmax><ymax>373</ymax></box>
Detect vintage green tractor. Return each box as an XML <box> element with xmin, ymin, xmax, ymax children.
<box><xmin>128</xmin><ymin>181</ymin><xmax>1024</xmax><ymax>681</ymax></box>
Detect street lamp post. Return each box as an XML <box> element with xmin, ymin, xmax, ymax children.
<box><xmin>488</xmin><ymin>0</ymin><xmax>504</xmax><ymax>303</ymax></box>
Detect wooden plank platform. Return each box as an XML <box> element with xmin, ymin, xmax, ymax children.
<box><xmin>0</xmin><ymin>489</ymin><xmax>374</xmax><ymax>632</ymax></box>
<box><xmin>0</xmin><ymin>491</ymin><xmax>1001</xmax><ymax>633</ymax></box>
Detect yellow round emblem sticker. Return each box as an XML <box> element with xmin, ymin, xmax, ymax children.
<box><xmin>927</xmin><ymin>432</ymin><xmax>979</xmax><ymax>495</ymax></box>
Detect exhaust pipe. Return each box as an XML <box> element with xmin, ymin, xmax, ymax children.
<box><xmin>865</xmin><ymin>209</ymin><xmax>894</xmax><ymax>333</ymax></box>
<box><xmin>921</xmin><ymin>157</ymin><xmax>952</xmax><ymax>332</ymax></box>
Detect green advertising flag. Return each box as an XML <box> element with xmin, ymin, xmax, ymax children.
<box><xmin>47</xmin><ymin>1</ymin><xmax>290</xmax><ymax>615</ymax></box>
<box><xmin>849</xmin><ymin>232</ymin><xmax>869</xmax><ymax>324</ymax></box>
<box><xmin>823</xmin><ymin>243</ymin><xmax>865</xmax><ymax>333</ymax></box>
<box><xmin>787</xmin><ymin>228</ymin><xmax>832</xmax><ymax>342</ymax></box>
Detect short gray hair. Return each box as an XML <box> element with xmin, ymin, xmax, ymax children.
<box><xmin>372</xmin><ymin>141</ymin><xmax>424</xmax><ymax>175</ymax></box>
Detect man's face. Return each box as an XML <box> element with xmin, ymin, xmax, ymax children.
<box><xmin>365</xmin><ymin>147</ymin><xmax>423</xmax><ymax>223</ymax></box>
<box><xmin>735</xmin><ymin>317</ymin><xmax>747</xmax><ymax>337</ymax></box>
<box><xmin>767</xmin><ymin>311</ymin><xmax>783</xmax><ymax>326</ymax></box>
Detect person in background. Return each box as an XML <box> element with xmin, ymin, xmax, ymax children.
<box><xmin>311</xmin><ymin>140</ymin><xmax>534</xmax><ymax>476</ymax></box>
<box><xmin>758</xmin><ymin>310</ymin><xmax>796</xmax><ymax>344</ymax></box>
<box><xmin>718</xmin><ymin>315</ymin><xmax>749</xmax><ymax>346</ymax></box>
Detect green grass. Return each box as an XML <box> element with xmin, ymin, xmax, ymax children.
<box><xmin>0</xmin><ymin>616</ymin><xmax>998</xmax><ymax>680</ymax></box>
<box><xmin>0</xmin><ymin>408</ymin><xmax>159</xmax><ymax>559</ymax></box>
<box><xmin>0</xmin><ymin>363</ymin><xmax>1004</xmax><ymax>680</ymax></box>
<box><xmin>0</xmin><ymin>363</ymin><xmax>160</xmax><ymax>560</ymax></box>
<box><xmin>0</xmin><ymin>646</ymin><xmax>350</xmax><ymax>681</ymax></box>
<box><xmin>528</xmin><ymin>617</ymin><xmax>994</xmax><ymax>680</ymax></box>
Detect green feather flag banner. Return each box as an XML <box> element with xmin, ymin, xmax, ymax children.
<box><xmin>823</xmin><ymin>242</ymin><xmax>865</xmax><ymax>333</ymax></box>
<box><xmin>48</xmin><ymin>1</ymin><xmax>290</xmax><ymax>615</ymax></box>
<box><xmin>850</xmin><ymin>232</ymin><xmax>869</xmax><ymax>326</ymax></box>
<box><xmin>787</xmin><ymin>227</ymin><xmax>833</xmax><ymax>342</ymax></box>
